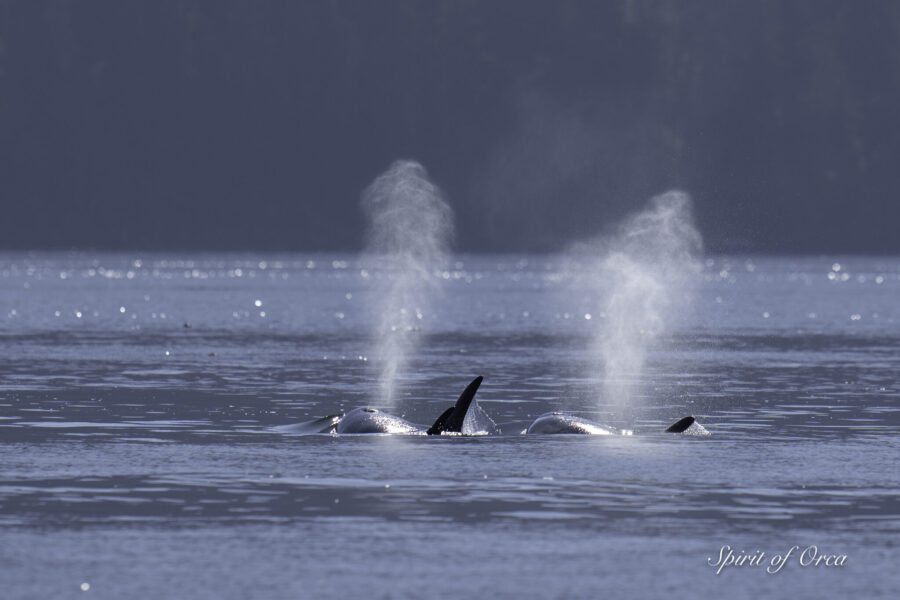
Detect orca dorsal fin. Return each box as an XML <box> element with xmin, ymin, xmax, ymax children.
<box><xmin>427</xmin><ymin>375</ymin><xmax>484</xmax><ymax>435</ymax></box>
<box><xmin>665</xmin><ymin>416</ymin><xmax>695</xmax><ymax>433</ymax></box>
<box><xmin>426</xmin><ymin>407</ymin><xmax>455</xmax><ymax>435</ymax></box>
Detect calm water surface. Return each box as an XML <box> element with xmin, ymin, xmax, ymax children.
<box><xmin>1</xmin><ymin>253</ymin><xmax>898</xmax><ymax>599</ymax></box>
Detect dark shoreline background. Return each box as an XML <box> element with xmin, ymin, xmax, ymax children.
<box><xmin>3</xmin><ymin>0</ymin><xmax>900</xmax><ymax>254</ymax></box>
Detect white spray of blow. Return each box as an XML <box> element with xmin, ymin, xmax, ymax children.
<box><xmin>578</xmin><ymin>191</ymin><xmax>702</xmax><ymax>418</ymax></box>
<box><xmin>360</xmin><ymin>160</ymin><xmax>453</xmax><ymax>409</ymax></box>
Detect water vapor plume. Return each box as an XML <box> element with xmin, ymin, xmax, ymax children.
<box><xmin>578</xmin><ymin>191</ymin><xmax>702</xmax><ymax>417</ymax></box>
<box><xmin>361</xmin><ymin>160</ymin><xmax>454</xmax><ymax>408</ymax></box>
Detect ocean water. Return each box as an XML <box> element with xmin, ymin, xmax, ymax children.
<box><xmin>1</xmin><ymin>253</ymin><xmax>898</xmax><ymax>599</ymax></box>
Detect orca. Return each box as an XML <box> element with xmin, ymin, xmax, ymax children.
<box><xmin>425</xmin><ymin>375</ymin><xmax>481</xmax><ymax>435</ymax></box>
<box><xmin>664</xmin><ymin>415</ymin><xmax>697</xmax><ymax>433</ymax></box>
<box><xmin>337</xmin><ymin>375</ymin><xmax>483</xmax><ymax>434</ymax></box>
<box><xmin>525</xmin><ymin>412</ymin><xmax>708</xmax><ymax>435</ymax></box>
<box><xmin>525</xmin><ymin>413</ymin><xmax>617</xmax><ymax>435</ymax></box>
<box><xmin>276</xmin><ymin>375</ymin><xmax>709</xmax><ymax>437</ymax></box>
<box><xmin>336</xmin><ymin>407</ymin><xmax>421</xmax><ymax>434</ymax></box>
<box><xmin>284</xmin><ymin>375</ymin><xmax>493</xmax><ymax>435</ymax></box>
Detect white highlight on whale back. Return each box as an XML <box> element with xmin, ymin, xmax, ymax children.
<box><xmin>336</xmin><ymin>408</ymin><xmax>422</xmax><ymax>435</ymax></box>
<box><xmin>526</xmin><ymin>412</ymin><xmax>617</xmax><ymax>435</ymax></box>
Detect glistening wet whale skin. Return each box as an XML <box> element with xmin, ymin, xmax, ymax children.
<box><xmin>336</xmin><ymin>407</ymin><xmax>421</xmax><ymax>434</ymax></box>
<box><xmin>283</xmin><ymin>375</ymin><xmax>485</xmax><ymax>435</ymax></box>
<box><xmin>525</xmin><ymin>413</ymin><xmax>617</xmax><ymax>435</ymax></box>
<box><xmin>336</xmin><ymin>375</ymin><xmax>483</xmax><ymax>434</ymax></box>
<box><xmin>276</xmin><ymin>376</ymin><xmax>708</xmax><ymax>436</ymax></box>
<box><xmin>525</xmin><ymin>413</ymin><xmax>708</xmax><ymax>435</ymax></box>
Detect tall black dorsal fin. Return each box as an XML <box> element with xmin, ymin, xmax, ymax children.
<box><xmin>665</xmin><ymin>416</ymin><xmax>695</xmax><ymax>433</ymax></box>
<box><xmin>426</xmin><ymin>407</ymin><xmax>455</xmax><ymax>435</ymax></box>
<box><xmin>427</xmin><ymin>376</ymin><xmax>483</xmax><ymax>435</ymax></box>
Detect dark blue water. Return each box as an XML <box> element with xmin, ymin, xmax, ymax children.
<box><xmin>1</xmin><ymin>253</ymin><xmax>898</xmax><ymax>598</ymax></box>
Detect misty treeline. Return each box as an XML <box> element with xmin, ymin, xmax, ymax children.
<box><xmin>1</xmin><ymin>0</ymin><xmax>899</xmax><ymax>252</ymax></box>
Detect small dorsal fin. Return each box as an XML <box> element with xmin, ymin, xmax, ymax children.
<box><xmin>665</xmin><ymin>416</ymin><xmax>695</xmax><ymax>433</ymax></box>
